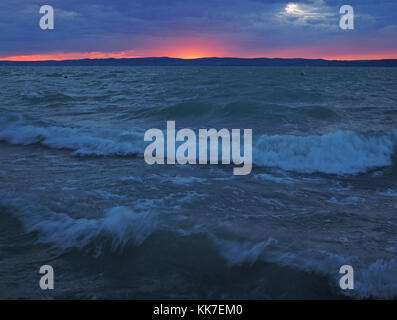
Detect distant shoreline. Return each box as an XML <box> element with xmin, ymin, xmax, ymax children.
<box><xmin>1</xmin><ymin>57</ymin><xmax>397</xmax><ymax>67</ymax></box>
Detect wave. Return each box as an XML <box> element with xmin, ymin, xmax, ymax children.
<box><xmin>0</xmin><ymin>113</ymin><xmax>144</xmax><ymax>156</ymax></box>
<box><xmin>209</xmin><ymin>235</ymin><xmax>397</xmax><ymax>299</ymax></box>
<box><xmin>0</xmin><ymin>194</ymin><xmax>160</xmax><ymax>250</ymax></box>
<box><xmin>20</xmin><ymin>91</ymin><xmax>74</xmax><ymax>103</ymax></box>
<box><xmin>130</xmin><ymin>101</ymin><xmax>338</xmax><ymax>122</ymax></box>
<box><xmin>254</xmin><ymin>130</ymin><xmax>397</xmax><ymax>174</ymax></box>
<box><xmin>2</xmin><ymin>192</ymin><xmax>396</xmax><ymax>299</ymax></box>
<box><xmin>1</xmin><ymin>113</ymin><xmax>396</xmax><ymax>174</ymax></box>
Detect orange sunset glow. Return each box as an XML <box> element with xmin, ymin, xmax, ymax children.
<box><xmin>0</xmin><ymin>50</ymin><xmax>138</xmax><ymax>61</ymax></box>
<box><xmin>0</xmin><ymin>38</ymin><xmax>234</xmax><ymax>61</ymax></box>
<box><xmin>1</xmin><ymin>43</ymin><xmax>397</xmax><ymax>62</ymax></box>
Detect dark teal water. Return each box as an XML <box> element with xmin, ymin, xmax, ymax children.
<box><xmin>0</xmin><ymin>66</ymin><xmax>396</xmax><ymax>299</ymax></box>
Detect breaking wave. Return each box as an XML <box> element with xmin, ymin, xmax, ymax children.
<box><xmin>254</xmin><ymin>130</ymin><xmax>397</xmax><ymax>174</ymax></box>
<box><xmin>0</xmin><ymin>113</ymin><xmax>144</xmax><ymax>156</ymax></box>
<box><xmin>0</xmin><ymin>113</ymin><xmax>396</xmax><ymax>174</ymax></box>
<box><xmin>1</xmin><ymin>192</ymin><xmax>396</xmax><ymax>299</ymax></box>
<box><xmin>0</xmin><ymin>194</ymin><xmax>160</xmax><ymax>250</ymax></box>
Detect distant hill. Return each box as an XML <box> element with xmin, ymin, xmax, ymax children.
<box><xmin>1</xmin><ymin>57</ymin><xmax>397</xmax><ymax>67</ymax></box>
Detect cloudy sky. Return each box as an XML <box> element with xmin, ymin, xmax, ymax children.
<box><xmin>1</xmin><ymin>0</ymin><xmax>397</xmax><ymax>60</ymax></box>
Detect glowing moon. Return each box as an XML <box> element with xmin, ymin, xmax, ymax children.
<box><xmin>285</xmin><ymin>3</ymin><xmax>304</xmax><ymax>15</ymax></box>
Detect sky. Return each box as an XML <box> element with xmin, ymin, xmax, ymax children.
<box><xmin>1</xmin><ymin>0</ymin><xmax>397</xmax><ymax>61</ymax></box>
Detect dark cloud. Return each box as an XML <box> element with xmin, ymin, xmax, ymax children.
<box><xmin>0</xmin><ymin>0</ymin><xmax>396</xmax><ymax>57</ymax></box>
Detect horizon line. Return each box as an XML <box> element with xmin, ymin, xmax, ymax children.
<box><xmin>2</xmin><ymin>56</ymin><xmax>397</xmax><ymax>63</ymax></box>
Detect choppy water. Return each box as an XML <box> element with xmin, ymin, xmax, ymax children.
<box><xmin>0</xmin><ymin>66</ymin><xmax>396</xmax><ymax>299</ymax></box>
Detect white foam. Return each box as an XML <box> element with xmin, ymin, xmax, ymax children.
<box><xmin>211</xmin><ymin>236</ymin><xmax>279</xmax><ymax>266</ymax></box>
<box><xmin>210</xmin><ymin>235</ymin><xmax>397</xmax><ymax>298</ymax></box>
<box><xmin>1</xmin><ymin>115</ymin><xmax>396</xmax><ymax>175</ymax></box>
<box><xmin>254</xmin><ymin>130</ymin><xmax>396</xmax><ymax>174</ymax></box>
<box><xmin>253</xmin><ymin>173</ymin><xmax>295</xmax><ymax>184</ymax></box>
<box><xmin>1</xmin><ymin>194</ymin><xmax>159</xmax><ymax>249</ymax></box>
<box><xmin>0</xmin><ymin>113</ymin><xmax>144</xmax><ymax>156</ymax></box>
<box><xmin>33</xmin><ymin>205</ymin><xmax>158</xmax><ymax>249</ymax></box>
<box><xmin>162</xmin><ymin>175</ymin><xmax>207</xmax><ymax>185</ymax></box>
